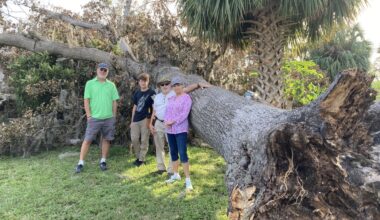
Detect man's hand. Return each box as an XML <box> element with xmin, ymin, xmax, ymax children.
<box><xmin>165</xmin><ymin>120</ymin><xmax>175</xmax><ymax>128</ymax></box>
<box><xmin>130</xmin><ymin>122</ymin><xmax>135</xmax><ymax>128</ymax></box>
<box><xmin>149</xmin><ymin>124</ymin><xmax>156</xmax><ymax>134</ymax></box>
<box><xmin>199</xmin><ymin>82</ymin><xmax>212</xmax><ymax>89</ymax></box>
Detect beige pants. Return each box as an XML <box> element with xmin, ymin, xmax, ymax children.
<box><xmin>153</xmin><ymin>120</ymin><xmax>173</xmax><ymax>172</ymax></box>
<box><xmin>130</xmin><ymin>118</ymin><xmax>150</xmax><ymax>161</ymax></box>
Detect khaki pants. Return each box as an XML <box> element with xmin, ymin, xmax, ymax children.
<box><xmin>153</xmin><ymin>120</ymin><xmax>173</xmax><ymax>172</ymax></box>
<box><xmin>130</xmin><ymin>118</ymin><xmax>150</xmax><ymax>161</ymax></box>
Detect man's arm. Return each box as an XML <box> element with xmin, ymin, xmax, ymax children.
<box><xmin>112</xmin><ymin>100</ymin><xmax>118</xmax><ymax>117</ymax></box>
<box><xmin>130</xmin><ymin>105</ymin><xmax>136</xmax><ymax>126</ymax></box>
<box><xmin>84</xmin><ymin>98</ymin><xmax>91</xmax><ymax>119</ymax></box>
<box><xmin>184</xmin><ymin>82</ymin><xmax>212</xmax><ymax>93</ymax></box>
<box><xmin>149</xmin><ymin>110</ymin><xmax>157</xmax><ymax>134</ymax></box>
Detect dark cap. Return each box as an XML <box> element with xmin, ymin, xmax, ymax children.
<box><xmin>98</xmin><ymin>63</ymin><xmax>109</xmax><ymax>69</ymax></box>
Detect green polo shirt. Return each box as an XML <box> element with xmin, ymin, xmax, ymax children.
<box><xmin>84</xmin><ymin>77</ymin><xmax>120</xmax><ymax>119</ymax></box>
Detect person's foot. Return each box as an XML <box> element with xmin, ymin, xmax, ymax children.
<box><xmin>153</xmin><ymin>170</ymin><xmax>166</xmax><ymax>175</ymax></box>
<box><xmin>134</xmin><ymin>160</ymin><xmax>145</xmax><ymax>167</ymax></box>
<box><xmin>99</xmin><ymin>162</ymin><xmax>107</xmax><ymax>171</ymax></box>
<box><xmin>75</xmin><ymin>164</ymin><xmax>83</xmax><ymax>173</ymax></box>
<box><xmin>165</xmin><ymin>173</ymin><xmax>181</xmax><ymax>183</ymax></box>
<box><xmin>132</xmin><ymin>159</ymin><xmax>139</xmax><ymax>166</ymax></box>
<box><xmin>185</xmin><ymin>179</ymin><xmax>193</xmax><ymax>191</ymax></box>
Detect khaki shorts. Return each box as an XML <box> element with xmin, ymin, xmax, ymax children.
<box><xmin>84</xmin><ymin>117</ymin><xmax>116</xmax><ymax>141</ymax></box>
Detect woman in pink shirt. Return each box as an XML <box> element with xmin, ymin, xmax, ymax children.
<box><xmin>164</xmin><ymin>76</ymin><xmax>193</xmax><ymax>191</ymax></box>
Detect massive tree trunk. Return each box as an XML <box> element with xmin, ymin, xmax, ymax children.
<box><xmin>1</xmin><ymin>33</ymin><xmax>379</xmax><ymax>219</ymax></box>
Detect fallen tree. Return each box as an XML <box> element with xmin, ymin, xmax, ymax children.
<box><xmin>1</xmin><ymin>31</ymin><xmax>380</xmax><ymax>219</ymax></box>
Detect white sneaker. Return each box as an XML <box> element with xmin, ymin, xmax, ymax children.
<box><xmin>185</xmin><ymin>179</ymin><xmax>193</xmax><ymax>191</ymax></box>
<box><xmin>165</xmin><ymin>174</ymin><xmax>181</xmax><ymax>183</ymax></box>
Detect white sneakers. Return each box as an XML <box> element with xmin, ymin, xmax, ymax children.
<box><xmin>165</xmin><ymin>173</ymin><xmax>181</xmax><ymax>183</ymax></box>
<box><xmin>165</xmin><ymin>174</ymin><xmax>193</xmax><ymax>191</ymax></box>
<box><xmin>185</xmin><ymin>178</ymin><xmax>193</xmax><ymax>191</ymax></box>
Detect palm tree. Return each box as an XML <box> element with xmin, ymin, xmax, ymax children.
<box><xmin>309</xmin><ymin>24</ymin><xmax>372</xmax><ymax>80</ymax></box>
<box><xmin>178</xmin><ymin>0</ymin><xmax>367</xmax><ymax>107</ymax></box>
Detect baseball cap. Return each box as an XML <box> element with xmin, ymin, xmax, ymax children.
<box><xmin>171</xmin><ymin>76</ymin><xmax>184</xmax><ymax>85</ymax></box>
<box><xmin>98</xmin><ymin>63</ymin><xmax>109</xmax><ymax>69</ymax></box>
<box><xmin>157</xmin><ymin>76</ymin><xmax>171</xmax><ymax>85</ymax></box>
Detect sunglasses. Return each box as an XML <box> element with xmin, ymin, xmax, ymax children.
<box><xmin>172</xmin><ymin>83</ymin><xmax>182</xmax><ymax>87</ymax></box>
<box><xmin>160</xmin><ymin>82</ymin><xmax>171</xmax><ymax>87</ymax></box>
<box><xmin>100</xmin><ymin>68</ymin><xmax>108</xmax><ymax>72</ymax></box>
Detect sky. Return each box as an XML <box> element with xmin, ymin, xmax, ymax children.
<box><xmin>6</xmin><ymin>0</ymin><xmax>380</xmax><ymax>62</ymax></box>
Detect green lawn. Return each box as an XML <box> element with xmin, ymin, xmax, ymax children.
<box><xmin>0</xmin><ymin>146</ymin><xmax>228</xmax><ymax>220</ymax></box>
<box><xmin>372</xmin><ymin>80</ymin><xmax>380</xmax><ymax>101</ymax></box>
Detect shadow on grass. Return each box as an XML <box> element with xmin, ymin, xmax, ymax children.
<box><xmin>0</xmin><ymin>145</ymin><xmax>229</xmax><ymax>220</ymax></box>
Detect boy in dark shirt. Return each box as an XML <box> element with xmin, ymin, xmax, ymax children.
<box><xmin>130</xmin><ymin>73</ymin><xmax>156</xmax><ymax>166</ymax></box>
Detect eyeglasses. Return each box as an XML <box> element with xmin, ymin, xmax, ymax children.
<box><xmin>100</xmin><ymin>68</ymin><xmax>108</xmax><ymax>72</ymax></box>
<box><xmin>160</xmin><ymin>82</ymin><xmax>171</xmax><ymax>87</ymax></box>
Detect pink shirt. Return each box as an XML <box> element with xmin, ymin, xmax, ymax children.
<box><xmin>164</xmin><ymin>93</ymin><xmax>192</xmax><ymax>134</ymax></box>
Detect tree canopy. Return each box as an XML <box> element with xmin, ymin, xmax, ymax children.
<box><xmin>178</xmin><ymin>0</ymin><xmax>367</xmax><ymax>46</ymax></box>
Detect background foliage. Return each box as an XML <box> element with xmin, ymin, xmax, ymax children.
<box><xmin>282</xmin><ymin>60</ymin><xmax>328</xmax><ymax>107</ymax></box>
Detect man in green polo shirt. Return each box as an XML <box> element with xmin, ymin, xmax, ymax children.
<box><xmin>75</xmin><ymin>63</ymin><xmax>120</xmax><ymax>173</ymax></box>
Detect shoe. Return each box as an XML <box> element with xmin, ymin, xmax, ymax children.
<box><xmin>135</xmin><ymin>160</ymin><xmax>145</xmax><ymax>167</ymax></box>
<box><xmin>165</xmin><ymin>174</ymin><xmax>181</xmax><ymax>183</ymax></box>
<box><xmin>132</xmin><ymin>159</ymin><xmax>139</xmax><ymax>166</ymax></box>
<box><xmin>75</xmin><ymin>164</ymin><xmax>83</xmax><ymax>173</ymax></box>
<box><xmin>99</xmin><ymin>162</ymin><xmax>107</xmax><ymax>171</ymax></box>
<box><xmin>167</xmin><ymin>172</ymin><xmax>174</xmax><ymax>177</ymax></box>
<box><xmin>185</xmin><ymin>180</ymin><xmax>193</xmax><ymax>191</ymax></box>
<box><xmin>154</xmin><ymin>170</ymin><xmax>166</xmax><ymax>175</ymax></box>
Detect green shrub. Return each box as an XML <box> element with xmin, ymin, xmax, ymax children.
<box><xmin>282</xmin><ymin>60</ymin><xmax>328</xmax><ymax>107</ymax></box>
<box><xmin>8</xmin><ymin>52</ymin><xmax>75</xmax><ymax>113</ymax></box>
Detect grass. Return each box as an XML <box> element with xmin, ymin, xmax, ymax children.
<box><xmin>0</xmin><ymin>146</ymin><xmax>228</xmax><ymax>220</ymax></box>
<box><xmin>371</xmin><ymin>80</ymin><xmax>380</xmax><ymax>101</ymax></box>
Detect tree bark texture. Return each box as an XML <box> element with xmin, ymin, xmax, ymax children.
<box><xmin>242</xmin><ymin>6</ymin><xmax>289</xmax><ymax>108</ymax></box>
<box><xmin>1</xmin><ymin>33</ymin><xmax>379</xmax><ymax>219</ymax></box>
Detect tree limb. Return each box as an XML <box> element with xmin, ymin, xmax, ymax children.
<box><xmin>38</xmin><ymin>8</ymin><xmax>109</xmax><ymax>31</ymax></box>
<box><xmin>0</xmin><ymin>32</ymin><xmax>145</xmax><ymax>76</ymax></box>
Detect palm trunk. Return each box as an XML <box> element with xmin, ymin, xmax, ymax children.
<box><xmin>243</xmin><ymin>8</ymin><xmax>288</xmax><ymax>108</ymax></box>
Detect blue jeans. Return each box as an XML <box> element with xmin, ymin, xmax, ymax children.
<box><xmin>167</xmin><ymin>132</ymin><xmax>188</xmax><ymax>163</ymax></box>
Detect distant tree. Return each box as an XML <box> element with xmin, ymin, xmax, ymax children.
<box><xmin>309</xmin><ymin>24</ymin><xmax>372</xmax><ymax>80</ymax></box>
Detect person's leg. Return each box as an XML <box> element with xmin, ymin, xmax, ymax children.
<box><xmin>139</xmin><ymin>118</ymin><xmax>150</xmax><ymax>162</ymax></box>
<box><xmin>166</xmin><ymin>133</ymin><xmax>180</xmax><ymax>183</ymax></box>
<box><xmin>165</xmin><ymin>133</ymin><xmax>173</xmax><ymax>174</ymax></box>
<box><xmin>101</xmin><ymin>139</ymin><xmax>110</xmax><ymax>159</ymax></box>
<box><xmin>76</xmin><ymin>118</ymin><xmax>100</xmax><ymax>172</ymax></box>
<box><xmin>176</xmin><ymin>132</ymin><xmax>192</xmax><ymax>190</ymax></box>
<box><xmin>167</xmin><ymin>133</ymin><xmax>179</xmax><ymax>173</ymax></box>
<box><xmin>154</xmin><ymin>121</ymin><xmax>166</xmax><ymax>171</ymax></box>
<box><xmin>101</xmin><ymin>117</ymin><xmax>116</xmax><ymax>161</ymax></box>
<box><xmin>80</xmin><ymin>118</ymin><xmax>101</xmax><ymax>161</ymax></box>
<box><xmin>177</xmin><ymin>132</ymin><xmax>189</xmax><ymax>178</ymax></box>
<box><xmin>130</xmin><ymin>120</ymin><xmax>141</xmax><ymax>160</ymax></box>
<box><xmin>79</xmin><ymin>140</ymin><xmax>92</xmax><ymax>161</ymax></box>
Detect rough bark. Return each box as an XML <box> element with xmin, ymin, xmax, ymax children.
<box><xmin>242</xmin><ymin>7</ymin><xmax>289</xmax><ymax>108</ymax></box>
<box><xmin>1</xmin><ymin>33</ymin><xmax>379</xmax><ymax>219</ymax></box>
